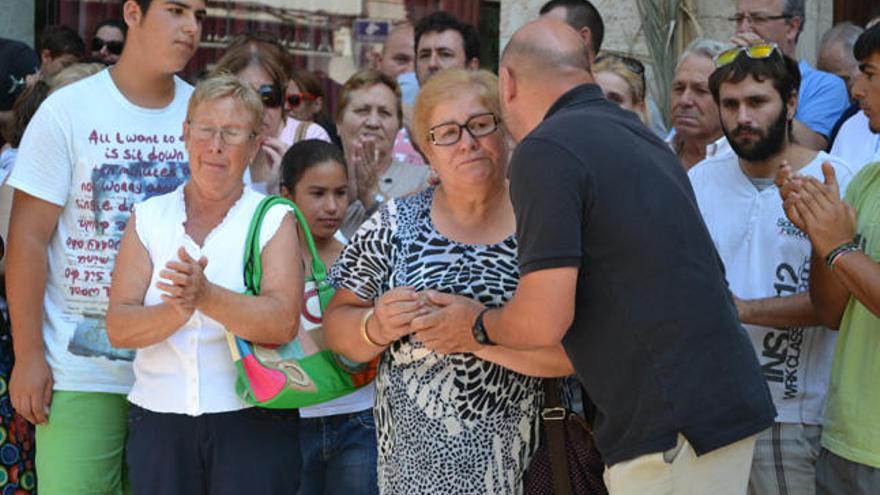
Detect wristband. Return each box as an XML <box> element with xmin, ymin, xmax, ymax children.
<box><xmin>360</xmin><ymin>308</ymin><xmax>388</xmax><ymax>347</ymax></box>
<box><xmin>825</xmin><ymin>239</ymin><xmax>861</xmax><ymax>269</ymax></box>
<box><xmin>471</xmin><ymin>308</ymin><xmax>497</xmax><ymax>346</ymax></box>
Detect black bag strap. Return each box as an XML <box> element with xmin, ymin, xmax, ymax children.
<box><xmin>542</xmin><ymin>378</ymin><xmax>573</xmax><ymax>495</ymax></box>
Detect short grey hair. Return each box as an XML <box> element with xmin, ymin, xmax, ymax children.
<box><xmin>783</xmin><ymin>0</ymin><xmax>805</xmax><ymax>36</ymax></box>
<box><xmin>186</xmin><ymin>73</ymin><xmax>264</xmax><ymax>131</ymax></box>
<box><xmin>677</xmin><ymin>38</ymin><xmax>733</xmax><ymax>67</ymax></box>
<box><xmin>819</xmin><ymin>22</ymin><xmax>864</xmax><ymax>55</ymax></box>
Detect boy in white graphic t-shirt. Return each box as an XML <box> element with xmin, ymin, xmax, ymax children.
<box><xmin>689</xmin><ymin>46</ymin><xmax>855</xmax><ymax>495</ymax></box>
<box><xmin>5</xmin><ymin>0</ymin><xmax>205</xmax><ymax>492</ymax></box>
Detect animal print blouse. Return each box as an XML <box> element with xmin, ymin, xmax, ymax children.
<box><xmin>329</xmin><ymin>187</ymin><xmax>543</xmax><ymax>494</ymax></box>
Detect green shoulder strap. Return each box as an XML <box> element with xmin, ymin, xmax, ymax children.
<box><xmin>243</xmin><ymin>195</ymin><xmax>334</xmax><ymax>311</ymax></box>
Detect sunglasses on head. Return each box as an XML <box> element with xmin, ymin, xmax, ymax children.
<box><xmin>91</xmin><ymin>37</ymin><xmax>124</xmax><ymax>55</ymax></box>
<box><xmin>258</xmin><ymin>84</ymin><xmax>283</xmax><ymax>108</ymax></box>
<box><xmin>286</xmin><ymin>92</ymin><xmax>318</xmax><ymax>107</ymax></box>
<box><xmin>714</xmin><ymin>43</ymin><xmax>780</xmax><ymax>68</ymax></box>
<box><xmin>596</xmin><ymin>53</ymin><xmax>645</xmax><ymax>76</ymax></box>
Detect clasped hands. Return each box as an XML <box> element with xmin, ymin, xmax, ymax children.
<box><xmin>156</xmin><ymin>246</ymin><xmax>211</xmax><ymax>319</ymax></box>
<box><xmin>774</xmin><ymin>161</ymin><xmax>856</xmax><ymax>258</ymax></box>
<box><xmin>368</xmin><ymin>287</ymin><xmax>487</xmax><ymax>354</ymax></box>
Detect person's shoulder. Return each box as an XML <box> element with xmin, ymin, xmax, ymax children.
<box><xmin>45</xmin><ymin>69</ymin><xmax>108</xmax><ymax>107</ymax></box>
<box><xmin>393</xmin><ymin>185</ymin><xmax>432</xmax><ymax>210</ymax></box>
<box><xmin>687</xmin><ymin>152</ymin><xmax>737</xmax><ymax>189</ymax></box>
<box><xmin>846</xmin><ymin>161</ymin><xmax>880</xmax><ymax>206</ymax></box>
<box><xmin>174</xmin><ymin>75</ymin><xmax>194</xmax><ymax>93</ymax></box>
<box><xmin>849</xmin><ymin>161</ymin><xmax>880</xmax><ymax>189</ymax></box>
<box><xmin>0</xmin><ymin>37</ymin><xmax>36</xmax><ymax>57</ymax></box>
<box><xmin>812</xmin><ymin>151</ymin><xmax>854</xmax><ymax>175</ymax></box>
<box><xmin>799</xmin><ymin>60</ymin><xmax>847</xmax><ymax>90</ymax></box>
<box><xmin>838</xmin><ymin>110</ymin><xmax>870</xmax><ymax>135</ymax></box>
<box><xmin>690</xmin><ymin>152</ymin><xmax>736</xmax><ymax>175</ymax></box>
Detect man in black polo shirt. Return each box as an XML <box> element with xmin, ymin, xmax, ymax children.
<box><xmin>412</xmin><ymin>19</ymin><xmax>775</xmax><ymax>494</ymax></box>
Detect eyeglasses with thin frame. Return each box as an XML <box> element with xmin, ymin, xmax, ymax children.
<box><xmin>257</xmin><ymin>84</ymin><xmax>283</xmax><ymax>109</ymax></box>
<box><xmin>727</xmin><ymin>12</ymin><xmax>791</xmax><ymax>25</ymax></box>
<box><xmin>286</xmin><ymin>92</ymin><xmax>318</xmax><ymax>107</ymax></box>
<box><xmin>188</xmin><ymin>121</ymin><xmax>256</xmax><ymax>146</ymax></box>
<box><xmin>91</xmin><ymin>37</ymin><xmax>124</xmax><ymax>55</ymax></box>
<box><xmin>428</xmin><ymin>113</ymin><xmax>499</xmax><ymax>146</ymax></box>
<box><xmin>714</xmin><ymin>43</ymin><xmax>781</xmax><ymax>68</ymax></box>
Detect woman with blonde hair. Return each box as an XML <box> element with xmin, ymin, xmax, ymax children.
<box><xmin>107</xmin><ymin>74</ymin><xmax>303</xmax><ymax>494</ymax></box>
<box><xmin>324</xmin><ymin>69</ymin><xmax>572</xmax><ymax>494</ymax></box>
<box><xmin>593</xmin><ymin>53</ymin><xmax>650</xmax><ymax>125</ymax></box>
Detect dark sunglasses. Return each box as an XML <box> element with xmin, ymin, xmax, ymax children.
<box><xmin>286</xmin><ymin>92</ymin><xmax>318</xmax><ymax>107</ymax></box>
<box><xmin>258</xmin><ymin>84</ymin><xmax>283</xmax><ymax>108</ymax></box>
<box><xmin>91</xmin><ymin>37</ymin><xmax>124</xmax><ymax>55</ymax></box>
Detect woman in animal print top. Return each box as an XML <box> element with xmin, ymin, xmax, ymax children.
<box><xmin>324</xmin><ymin>69</ymin><xmax>574</xmax><ymax>495</ymax></box>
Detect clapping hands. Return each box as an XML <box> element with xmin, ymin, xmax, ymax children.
<box><xmin>156</xmin><ymin>247</ymin><xmax>210</xmax><ymax>318</ymax></box>
<box><xmin>775</xmin><ymin>161</ymin><xmax>856</xmax><ymax>257</ymax></box>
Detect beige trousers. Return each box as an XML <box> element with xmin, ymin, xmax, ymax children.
<box><xmin>604</xmin><ymin>433</ymin><xmax>758</xmax><ymax>495</ymax></box>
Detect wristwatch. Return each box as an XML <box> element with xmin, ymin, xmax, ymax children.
<box><xmin>472</xmin><ymin>308</ymin><xmax>497</xmax><ymax>346</ymax></box>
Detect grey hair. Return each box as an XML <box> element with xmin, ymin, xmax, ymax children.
<box><xmin>783</xmin><ymin>0</ymin><xmax>806</xmax><ymax>35</ymax></box>
<box><xmin>819</xmin><ymin>22</ymin><xmax>864</xmax><ymax>54</ymax></box>
<box><xmin>677</xmin><ymin>38</ymin><xmax>733</xmax><ymax>66</ymax></box>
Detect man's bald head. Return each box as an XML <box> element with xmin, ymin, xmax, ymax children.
<box><xmin>499</xmin><ymin>19</ymin><xmax>593</xmax><ymax>142</ymax></box>
<box><xmin>378</xmin><ymin>23</ymin><xmax>415</xmax><ymax>78</ymax></box>
<box><xmin>501</xmin><ymin>19</ymin><xmax>591</xmax><ymax>78</ymax></box>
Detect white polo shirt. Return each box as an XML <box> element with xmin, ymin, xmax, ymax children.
<box><xmin>688</xmin><ymin>151</ymin><xmax>854</xmax><ymax>425</ymax></box>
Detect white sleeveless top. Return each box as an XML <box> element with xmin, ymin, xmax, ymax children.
<box><xmin>128</xmin><ymin>183</ymin><xmax>290</xmax><ymax>416</ymax></box>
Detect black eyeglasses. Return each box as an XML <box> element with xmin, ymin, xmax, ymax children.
<box><xmin>595</xmin><ymin>53</ymin><xmax>645</xmax><ymax>76</ymax></box>
<box><xmin>258</xmin><ymin>84</ymin><xmax>283</xmax><ymax>109</ymax></box>
<box><xmin>428</xmin><ymin>113</ymin><xmax>499</xmax><ymax>146</ymax></box>
<box><xmin>91</xmin><ymin>37</ymin><xmax>124</xmax><ymax>55</ymax></box>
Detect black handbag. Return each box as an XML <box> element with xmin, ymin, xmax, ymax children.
<box><xmin>523</xmin><ymin>379</ymin><xmax>608</xmax><ymax>495</ymax></box>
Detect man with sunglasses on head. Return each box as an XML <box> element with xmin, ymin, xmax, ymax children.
<box><xmin>689</xmin><ymin>44</ymin><xmax>855</xmax><ymax>495</ymax></box>
<box><xmin>5</xmin><ymin>0</ymin><xmax>204</xmax><ymax>492</ymax></box>
<box><xmin>90</xmin><ymin>19</ymin><xmax>127</xmax><ymax>65</ymax></box>
<box><xmin>732</xmin><ymin>0</ymin><xmax>849</xmax><ymax>152</ymax></box>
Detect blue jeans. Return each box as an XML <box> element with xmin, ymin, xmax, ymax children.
<box><xmin>298</xmin><ymin>408</ymin><xmax>378</xmax><ymax>495</ymax></box>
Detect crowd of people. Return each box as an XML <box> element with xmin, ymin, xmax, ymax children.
<box><xmin>0</xmin><ymin>0</ymin><xmax>879</xmax><ymax>494</ymax></box>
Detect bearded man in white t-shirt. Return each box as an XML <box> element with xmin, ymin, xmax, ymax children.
<box><xmin>5</xmin><ymin>0</ymin><xmax>204</xmax><ymax>492</ymax></box>
<box><xmin>688</xmin><ymin>46</ymin><xmax>855</xmax><ymax>495</ymax></box>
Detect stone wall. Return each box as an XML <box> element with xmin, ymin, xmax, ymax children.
<box><xmin>1</xmin><ymin>0</ymin><xmax>36</xmax><ymax>47</ymax></box>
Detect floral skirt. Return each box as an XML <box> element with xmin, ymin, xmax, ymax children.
<box><xmin>0</xmin><ymin>312</ymin><xmax>36</xmax><ymax>494</ymax></box>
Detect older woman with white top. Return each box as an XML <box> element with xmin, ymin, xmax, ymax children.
<box><xmin>106</xmin><ymin>74</ymin><xmax>303</xmax><ymax>494</ymax></box>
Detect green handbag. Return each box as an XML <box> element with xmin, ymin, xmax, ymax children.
<box><xmin>226</xmin><ymin>195</ymin><xmax>378</xmax><ymax>409</ymax></box>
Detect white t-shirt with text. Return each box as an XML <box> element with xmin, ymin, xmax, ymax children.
<box><xmin>7</xmin><ymin>69</ymin><xmax>193</xmax><ymax>394</ymax></box>
<box><xmin>688</xmin><ymin>151</ymin><xmax>854</xmax><ymax>425</ymax></box>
